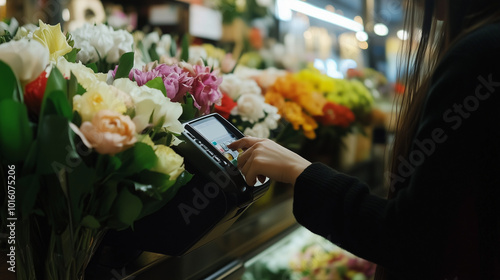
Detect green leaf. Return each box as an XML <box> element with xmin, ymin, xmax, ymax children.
<box><xmin>86</xmin><ymin>63</ymin><xmax>98</xmax><ymax>73</ymax></box>
<box><xmin>145</xmin><ymin>77</ymin><xmax>167</xmax><ymax>96</ymax></box>
<box><xmin>97</xmin><ymin>182</ymin><xmax>118</xmax><ymax>217</ymax></box>
<box><xmin>137</xmin><ymin>40</ymin><xmax>152</xmax><ymax>63</ymax></box>
<box><xmin>169</xmin><ymin>38</ymin><xmax>177</xmax><ymax>58</ymax></box>
<box><xmin>39</xmin><ymin>90</ymin><xmax>72</xmax><ymax>120</ymax></box>
<box><xmin>180</xmin><ymin>34</ymin><xmax>190</xmax><ymax>62</ymax></box>
<box><xmin>114</xmin><ymin>52</ymin><xmax>135</xmax><ymax>79</ymax></box>
<box><xmin>180</xmin><ymin>93</ymin><xmax>197</xmax><ymax>122</ymax></box>
<box><xmin>81</xmin><ymin>215</ymin><xmax>101</xmax><ymax>229</ymax></box>
<box><xmin>66</xmin><ymin>159</ymin><xmax>95</xmax><ymax>223</ymax></box>
<box><xmin>109</xmin><ymin>186</ymin><xmax>143</xmax><ymax>229</ymax></box>
<box><xmin>63</xmin><ymin>48</ymin><xmax>80</xmax><ymax>63</ymax></box>
<box><xmin>136</xmin><ymin>170</ymin><xmax>193</xmax><ymax>219</ymax></box>
<box><xmin>148</xmin><ymin>42</ymin><xmax>160</xmax><ymax>62</ymax></box>
<box><xmin>0</xmin><ymin>100</ymin><xmax>33</xmax><ymax>162</ymax></box>
<box><xmin>44</xmin><ymin>67</ymin><xmax>67</xmax><ymax>97</ymax></box>
<box><xmin>95</xmin><ymin>154</ymin><xmax>122</xmax><ymax>180</ymax></box>
<box><xmin>0</xmin><ymin>60</ymin><xmax>22</xmax><ymax>103</ymax></box>
<box><xmin>35</xmin><ymin>115</ymin><xmax>79</xmax><ymax>174</ymax></box>
<box><xmin>116</xmin><ymin>142</ymin><xmax>157</xmax><ymax>176</ymax></box>
<box><xmin>72</xmin><ymin>111</ymin><xmax>82</xmax><ymax>127</ymax></box>
<box><xmin>17</xmin><ymin>174</ymin><xmax>41</xmax><ymax>219</ymax></box>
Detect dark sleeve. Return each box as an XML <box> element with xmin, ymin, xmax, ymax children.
<box><xmin>293</xmin><ymin>24</ymin><xmax>500</xmax><ymax>277</ymax></box>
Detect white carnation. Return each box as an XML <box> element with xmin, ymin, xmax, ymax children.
<box><xmin>71</xmin><ymin>23</ymin><xmax>133</xmax><ymax>64</ymax></box>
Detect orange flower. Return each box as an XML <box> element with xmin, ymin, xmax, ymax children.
<box><xmin>264</xmin><ymin>74</ymin><xmax>323</xmax><ymax>139</ymax></box>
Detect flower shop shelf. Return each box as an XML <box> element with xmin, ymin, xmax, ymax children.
<box><xmin>87</xmin><ymin>184</ymin><xmax>298</xmax><ymax>280</ymax></box>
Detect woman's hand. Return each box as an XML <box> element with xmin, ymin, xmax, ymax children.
<box><xmin>228</xmin><ymin>137</ymin><xmax>311</xmax><ymax>186</ymax></box>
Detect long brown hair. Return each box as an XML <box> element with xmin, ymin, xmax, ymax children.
<box><xmin>389</xmin><ymin>0</ymin><xmax>500</xmax><ymax>195</ymax></box>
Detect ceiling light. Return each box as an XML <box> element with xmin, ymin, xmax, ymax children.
<box><xmin>276</xmin><ymin>0</ymin><xmax>363</xmax><ymax>32</ymax></box>
<box><xmin>356</xmin><ymin>31</ymin><xmax>368</xmax><ymax>42</ymax></box>
<box><xmin>374</xmin><ymin>23</ymin><xmax>389</xmax><ymax>36</ymax></box>
<box><xmin>397</xmin><ymin>30</ymin><xmax>409</xmax><ymax>40</ymax></box>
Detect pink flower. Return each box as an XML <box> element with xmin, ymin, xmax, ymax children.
<box><xmin>129</xmin><ymin>68</ymin><xmax>159</xmax><ymax>86</ymax></box>
<box><xmin>189</xmin><ymin>64</ymin><xmax>223</xmax><ymax>115</ymax></box>
<box><xmin>155</xmin><ymin>64</ymin><xmax>193</xmax><ymax>102</ymax></box>
<box><xmin>79</xmin><ymin>110</ymin><xmax>136</xmax><ymax>155</ymax></box>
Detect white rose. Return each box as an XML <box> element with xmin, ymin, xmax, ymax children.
<box><xmin>233</xmin><ymin>93</ymin><xmax>265</xmax><ymax>123</ymax></box>
<box><xmin>113</xmin><ymin>78</ymin><xmax>183</xmax><ymax>134</ymax></box>
<box><xmin>244</xmin><ymin>123</ymin><xmax>270</xmax><ymax>139</ymax></box>
<box><xmin>0</xmin><ymin>39</ymin><xmax>49</xmax><ymax>84</ymax></box>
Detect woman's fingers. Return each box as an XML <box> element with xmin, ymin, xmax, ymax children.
<box><xmin>229</xmin><ymin>137</ymin><xmax>311</xmax><ymax>185</ymax></box>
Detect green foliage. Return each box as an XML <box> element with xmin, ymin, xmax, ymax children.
<box><xmin>0</xmin><ymin>100</ymin><xmax>33</xmax><ymax>162</ymax></box>
<box><xmin>0</xmin><ymin>60</ymin><xmax>23</xmax><ymax>103</ymax></box>
<box><xmin>145</xmin><ymin>77</ymin><xmax>167</xmax><ymax>96</ymax></box>
<box><xmin>180</xmin><ymin>93</ymin><xmax>197</xmax><ymax>122</ymax></box>
<box><xmin>113</xmin><ymin>52</ymin><xmax>135</xmax><ymax>79</ymax></box>
<box><xmin>180</xmin><ymin>34</ymin><xmax>190</xmax><ymax>62</ymax></box>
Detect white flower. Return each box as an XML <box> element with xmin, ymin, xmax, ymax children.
<box><xmin>56</xmin><ymin>57</ymin><xmax>101</xmax><ymax>90</ymax></box>
<box><xmin>221</xmin><ymin>74</ymin><xmax>261</xmax><ymax>100</ymax></box>
<box><xmin>244</xmin><ymin>123</ymin><xmax>270</xmax><ymax>139</ymax></box>
<box><xmin>232</xmin><ymin>93</ymin><xmax>265</xmax><ymax>123</ymax></box>
<box><xmin>71</xmin><ymin>23</ymin><xmax>133</xmax><ymax>64</ymax></box>
<box><xmin>142</xmin><ymin>32</ymin><xmax>160</xmax><ymax>54</ymax></box>
<box><xmin>188</xmin><ymin>46</ymin><xmax>207</xmax><ymax>63</ymax></box>
<box><xmin>0</xmin><ymin>18</ymin><xmax>18</xmax><ymax>35</ymax></box>
<box><xmin>220</xmin><ymin>74</ymin><xmax>241</xmax><ymax>99</ymax></box>
<box><xmin>240</xmin><ymin>79</ymin><xmax>261</xmax><ymax>95</ymax></box>
<box><xmin>107</xmin><ymin>29</ymin><xmax>134</xmax><ymax>63</ymax></box>
<box><xmin>0</xmin><ymin>39</ymin><xmax>49</xmax><ymax>84</ymax></box>
<box><xmin>156</xmin><ymin>34</ymin><xmax>172</xmax><ymax>57</ymax></box>
<box><xmin>263</xmin><ymin>103</ymin><xmax>280</xmax><ymax>130</ymax></box>
<box><xmin>113</xmin><ymin>78</ymin><xmax>183</xmax><ymax>134</ymax></box>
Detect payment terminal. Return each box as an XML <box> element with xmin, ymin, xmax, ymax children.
<box><xmin>100</xmin><ymin>113</ymin><xmax>270</xmax><ymax>256</ymax></box>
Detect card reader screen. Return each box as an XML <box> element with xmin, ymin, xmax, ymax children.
<box><xmin>191</xmin><ymin>117</ymin><xmax>243</xmax><ymax>166</ymax></box>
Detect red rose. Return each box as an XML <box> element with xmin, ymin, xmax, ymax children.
<box><xmin>214</xmin><ymin>93</ymin><xmax>237</xmax><ymax>119</ymax></box>
<box><xmin>24</xmin><ymin>71</ymin><xmax>48</xmax><ymax>115</ymax></box>
<box><xmin>319</xmin><ymin>102</ymin><xmax>355</xmax><ymax>128</ymax></box>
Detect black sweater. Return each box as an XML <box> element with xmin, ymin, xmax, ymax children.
<box><xmin>293</xmin><ymin>23</ymin><xmax>500</xmax><ymax>280</ymax></box>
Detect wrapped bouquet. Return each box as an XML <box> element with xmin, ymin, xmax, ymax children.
<box><xmin>0</xmin><ymin>19</ymin><xmax>224</xmax><ymax>280</ymax></box>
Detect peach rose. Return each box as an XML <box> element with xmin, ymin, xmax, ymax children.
<box><xmin>80</xmin><ymin>110</ymin><xmax>136</xmax><ymax>155</ymax></box>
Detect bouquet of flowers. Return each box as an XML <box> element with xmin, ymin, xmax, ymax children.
<box><xmin>0</xmin><ymin>19</ymin><xmax>223</xmax><ymax>280</ymax></box>
<box><xmin>214</xmin><ymin>73</ymin><xmax>280</xmax><ymax>139</ymax></box>
<box><xmin>289</xmin><ymin>243</ymin><xmax>376</xmax><ymax>280</ymax></box>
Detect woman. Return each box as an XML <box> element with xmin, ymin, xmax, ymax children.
<box><xmin>228</xmin><ymin>0</ymin><xmax>500</xmax><ymax>279</ymax></box>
